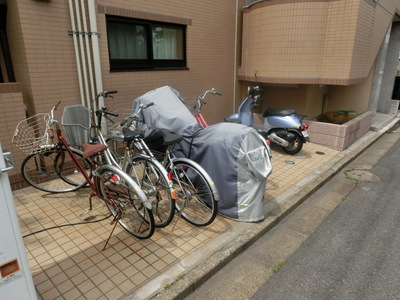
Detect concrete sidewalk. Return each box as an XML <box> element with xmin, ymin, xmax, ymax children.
<box><xmin>150</xmin><ymin>112</ymin><xmax>400</xmax><ymax>300</ymax></box>
<box><xmin>12</xmin><ymin>113</ymin><xmax>398</xmax><ymax>300</ymax></box>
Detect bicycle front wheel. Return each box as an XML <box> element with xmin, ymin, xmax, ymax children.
<box><xmin>96</xmin><ymin>165</ymin><xmax>155</xmax><ymax>239</ymax></box>
<box><xmin>168</xmin><ymin>159</ymin><xmax>218</xmax><ymax>226</ymax></box>
<box><xmin>21</xmin><ymin>147</ymin><xmax>91</xmax><ymax>193</ymax></box>
<box><xmin>127</xmin><ymin>155</ymin><xmax>175</xmax><ymax>228</ymax></box>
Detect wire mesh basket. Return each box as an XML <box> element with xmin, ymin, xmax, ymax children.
<box><xmin>61</xmin><ymin>105</ymin><xmax>91</xmax><ymax>147</ymax></box>
<box><xmin>181</xmin><ymin>96</ymin><xmax>200</xmax><ymax>116</ymax></box>
<box><xmin>12</xmin><ymin>113</ymin><xmax>54</xmax><ymax>154</ymax></box>
<box><xmin>104</xmin><ymin>108</ymin><xmax>133</xmax><ymax>142</ymax></box>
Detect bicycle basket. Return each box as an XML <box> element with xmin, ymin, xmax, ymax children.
<box><xmin>12</xmin><ymin>113</ymin><xmax>53</xmax><ymax>154</ymax></box>
<box><xmin>182</xmin><ymin>97</ymin><xmax>199</xmax><ymax>116</ymax></box>
<box><xmin>62</xmin><ymin>105</ymin><xmax>91</xmax><ymax>146</ymax></box>
<box><xmin>104</xmin><ymin>108</ymin><xmax>132</xmax><ymax>142</ymax></box>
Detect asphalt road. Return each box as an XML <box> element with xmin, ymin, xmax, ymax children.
<box><xmin>186</xmin><ymin>125</ymin><xmax>400</xmax><ymax>300</ymax></box>
<box><xmin>252</xmin><ymin>133</ymin><xmax>400</xmax><ymax>299</ymax></box>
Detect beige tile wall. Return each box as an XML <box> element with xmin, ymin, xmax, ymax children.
<box><xmin>3</xmin><ymin>0</ymin><xmax>238</xmax><ymax>188</ymax></box>
<box><xmin>0</xmin><ymin>85</ymin><xmax>27</xmax><ymax>188</ymax></box>
<box><xmin>239</xmin><ymin>0</ymin><xmax>400</xmax><ymax>85</ymax></box>
<box><xmin>4</xmin><ymin>0</ymin><xmax>400</xmax><ymax>189</ymax></box>
<box><xmin>95</xmin><ymin>0</ymin><xmax>237</xmax><ymax>125</ymax></box>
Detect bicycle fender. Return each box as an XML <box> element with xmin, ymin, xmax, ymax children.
<box><xmin>172</xmin><ymin>157</ymin><xmax>220</xmax><ymax>201</ymax></box>
<box><xmin>95</xmin><ymin>164</ymin><xmax>152</xmax><ymax>210</ymax></box>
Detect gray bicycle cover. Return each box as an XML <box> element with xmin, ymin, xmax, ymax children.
<box><xmin>132</xmin><ymin>86</ymin><xmax>272</xmax><ymax>222</ymax></box>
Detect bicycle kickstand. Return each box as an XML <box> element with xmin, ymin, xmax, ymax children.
<box><xmin>170</xmin><ymin>199</ymin><xmax>188</xmax><ymax>231</ymax></box>
<box><xmin>102</xmin><ymin>212</ymin><xmax>120</xmax><ymax>251</ymax></box>
<box><xmin>79</xmin><ymin>193</ymin><xmax>96</xmax><ymax>218</ymax></box>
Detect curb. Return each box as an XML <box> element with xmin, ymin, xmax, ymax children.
<box><xmin>150</xmin><ymin>117</ymin><xmax>400</xmax><ymax>300</ymax></box>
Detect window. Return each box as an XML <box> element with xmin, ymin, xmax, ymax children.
<box><xmin>0</xmin><ymin>4</ymin><xmax>15</xmax><ymax>83</ymax></box>
<box><xmin>106</xmin><ymin>16</ymin><xmax>187</xmax><ymax>71</ymax></box>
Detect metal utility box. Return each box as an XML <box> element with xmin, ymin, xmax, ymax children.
<box><xmin>0</xmin><ymin>144</ymin><xmax>37</xmax><ymax>299</ymax></box>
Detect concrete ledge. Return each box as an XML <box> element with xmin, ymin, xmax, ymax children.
<box><xmin>305</xmin><ymin>111</ymin><xmax>375</xmax><ymax>150</ymax></box>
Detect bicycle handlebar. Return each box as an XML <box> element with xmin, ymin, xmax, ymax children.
<box><xmin>104</xmin><ymin>110</ymin><xmax>119</xmax><ymax>117</ymax></box>
<box><xmin>120</xmin><ymin>102</ymin><xmax>155</xmax><ymax>128</ymax></box>
<box><xmin>101</xmin><ymin>90</ymin><xmax>118</xmax><ymax>97</ymax></box>
<box><xmin>196</xmin><ymin>88</ymin><xmax>222</xmax><ymax>111</ymax></box>
<box><xmin>105</xmin><ymin>90</ymin><xmax>118</xmax><ymax>95</ymax></box>
<box><xmin>200</xmin><ymin>88</ymin><xmax>223</xmax><ymax>100</ymax></box>
<box><xmin>93</xmin><ymin>90</ymin><xmax>118</xmax><ymax>104</ymax></box>
<box><xmin>50</xmin><ymin>101</ymin><xmax>62</xmax><ymax>121</ymax></box>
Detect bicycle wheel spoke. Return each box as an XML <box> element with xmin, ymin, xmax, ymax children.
<box><xmin>172</xmin><ymin>161</ymin><xmax>217</xmax><ymax>226</ymax></box>
<box><xmin>21</xmin><ymin>148</ymin><xmax>90</xmax><ymax>193</ymax></box>
<box><xmin>127</xmin><ymin>157</ymin><xmax>175</xmax><ymax>228</ymax></box>
<box><xmin>97</xmin><ymin>168</ymin><xmax>155</xmax><ymax>239</ymax></box>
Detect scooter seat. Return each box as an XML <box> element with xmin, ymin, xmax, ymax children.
<box><xmin>263</xmin><ymin>107</ymin><xmax>296</xmax><ymax>117</ymax></box>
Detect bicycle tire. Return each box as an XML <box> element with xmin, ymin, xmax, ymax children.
<box><xmin>21</xmin><ymin>147</ymin><xmax>91</xmax><ymax>193</ymax></box>
<box><xmin>168</xmin><ymin>158</ymin><xmax>218</xmax><ymax>226</ymax></box>
<box><xmin>126</xmin><ymin>155</ymin><xmax>175</xmax><ymax>228</ymax></box>
<box><xmin>95</xmin><ymin>165</ymin><xmax>155</xmax><ymax>239</ymax></box>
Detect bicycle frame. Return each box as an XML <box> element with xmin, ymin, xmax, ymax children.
<box><xmin>195</xmin><ymin>111</ymin><xmax>208</xmax><ymax>128</ymax></box>
<box><xmin>54</xmin><ymin>125</ymin><xmax>102</xmax><ymax>204</ymax></box>
<box><xmin>55</xmin><ymin>123</ymin><xmax>155</xmax><ymax>249</ymax></box>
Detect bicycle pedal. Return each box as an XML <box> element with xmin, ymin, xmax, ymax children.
<box><xmin>80</xmin><ymin>209</ymin><xmax>91</xmax><ymax>217</ymax></box>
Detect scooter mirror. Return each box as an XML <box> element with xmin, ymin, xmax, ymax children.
<box><xmin>247</xmin><ymin>86</ymin><xmax>262</xmax><ymax>97</ymax></box>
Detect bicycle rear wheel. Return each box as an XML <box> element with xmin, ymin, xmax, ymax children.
<box><xmin>168</xmin><ymin>159</ymin><xmax>218</xmax><ymax>226</ymax></box>
<box><xmin>21</xmin><ymin>147</ymin><xmax>90</xmax><ymax>193</ymax></box>
<box><xmin>96</xmin><ymin>165</ymin><xmax>155</xmax><ymax>239</ymax></box>
<box><xmin>127</xmin><ymin>155</ymin><xmax>175</xmax><ymax>228</ymax></box>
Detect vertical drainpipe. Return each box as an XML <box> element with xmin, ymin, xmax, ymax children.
<box><xmin>88</xmin><ymin>0</ymin><xmax>104</xmax><ymax>109</ymax></box>
<box><xmin>233</xmin><ymin>0</ymin><xmax>239</xmax><ymax>114</ymax></box>
<box><xmin>68</xmin><ymin>0</ymin><xmax>85</xmax><ymax>106</ymax></box>
<box><xmin>369</xmin><ymin>23</ymin><xmax>392</xmax><ymax>112</ymax></box>
<box><xmin>80</xmin><ymin>0</ymin><xmax>95</xmax><ymax>101</ymax></box>
<box><xmin>74</xmin><ymin>0</ymin><xmax>90</xmax><ymax>107</ymax></box>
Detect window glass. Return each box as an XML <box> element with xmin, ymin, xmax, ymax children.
<box><xmin>106</xmin><ymin>16</ymin><xmax>186</xmax><ymax>71</ymax></box>
<box><xmin>0</xmin><ymin>4</ymin><xmax>15</xmax><ymax>83</ymax></box>
<box><xmin>152</xmin><ymin>27</ymin><xmax>183</xmax><ymax>60</ymax></box>
<box><xmin>108</xmin><ymin>21</ymin><xmax>147</xmax><ymax>59</ymax></box>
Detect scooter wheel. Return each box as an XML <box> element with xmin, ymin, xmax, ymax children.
<box><xmin>281</xmin><ymin>131</ymin><xmax>303</xmax><ymax>155</ymax></box>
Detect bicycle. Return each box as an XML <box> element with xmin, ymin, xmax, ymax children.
<box><xmin>186</xmin><ymin>88</ymin><xmax>222</xmax><ymax>128</ymax></box>
<box><xmin>13</xmin><ymin>93</ymin><xmax>155</xmax><ymax>248</ymax></box>
<box><xmin>107</xmin><ymin>102</ymin><xmax>220</xmax><ymax>227</ymax></box>
<box><xmin>187</xmin><ymin>88</ymin><xmax>272</xmax><ymax>158</ymax></box>
<box><xmin>13</xmin><ymin>104</ymin><xmax>92</xmax><ymax>193</ymax></box>
<box><xmin>100</xmin><ymin>103</ymin><xmax>177</xmax><ymax>229</ymax></box>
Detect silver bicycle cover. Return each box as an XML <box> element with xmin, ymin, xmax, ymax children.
<box><xmin>132</xmin><ymin>86</ymin><xmax>272</xmax><ymax>222</ymax></box>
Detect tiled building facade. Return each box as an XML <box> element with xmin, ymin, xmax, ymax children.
<box><xmin>1</xmin><ymin>0</ymin><xmax>400</xmax><ymax>189</ymax></box>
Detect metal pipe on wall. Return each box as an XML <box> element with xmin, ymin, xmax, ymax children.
<box><xmin>79</xmin><ymin>0</ymin><xmax>95</xmax><ymax>101</ymax></box>
<box><xmin>68</xmin><ymin>0</ymin><xmax>85</xmax><ymax>106</ymax></box>
<box><xmin>88</xmin><ymin>0</ymin><xmax>104</xmax><ymax>109</ymax></box>
<box><xmin>233</xmin><ymin>0</ymin><xmax>239</xmax><ymax>114</ymax></box>
<box><xmin>74</xmin><ymin>0</ymin><xmax>90</xmax><ymax>107</ymax></box>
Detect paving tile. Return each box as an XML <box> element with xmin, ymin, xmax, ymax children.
<box><xmin>13</xmin><ymin>141</ymin><xmax>338</xmax><ymax>299</ymax></box>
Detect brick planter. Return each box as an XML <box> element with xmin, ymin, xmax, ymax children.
<box><xmin>304</xmin><ymin>111</ymin><xmax>375</xmax><ymax>151</ymax></box>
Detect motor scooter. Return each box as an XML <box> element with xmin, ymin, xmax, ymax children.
<box><xmin>224</xmin><ymin>86</ymin><xmax>309</xmax><ymax>154</ymax></box>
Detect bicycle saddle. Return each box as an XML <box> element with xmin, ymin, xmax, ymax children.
<box><xmin>263</xmin><ymin>107</ymin><xmax>296</xmax><ymax>117</ymax></box>
<box><xmin>122</xmin><ymin>127</ymin><xmax>144</xmax><ymax>142</ymax></box>
<box><xmin>160</xmin><ymin>129</ymin><xmax>183</xmax><ymax>145</ymax></box>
